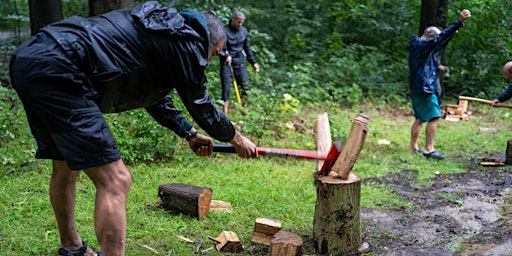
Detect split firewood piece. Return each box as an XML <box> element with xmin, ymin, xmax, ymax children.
<box><xmin>158</xmin><ymin>183</ymin><xmax>212</xmax><ymax>219</ymax></box>
<box><xmin>331</xmin><ymin>114</ymin><xmax>369</xmax><ymax>179</ymax></box>
<box><xmin>480</xmin><ymin>157</ymin><xmax>505</xmax><ymax>167</ymax></box>
<box><xmin>214</xmin><ymin>231</ymin><xmax>244</xmax><ymax>253</ymax></box>
<box><xmin>445</xmin><ymin>104</ymin><xmax>463</xmax><ymax>115</ymax></box>
<box><xmin>444</xmin><ymin>114</ymin><xmax>461</xmax><ymax>122</ymax></box>
<box><xmin>250</xmin><ymin>218</ymin><xmax>282</xmax><ymax>245</ymax></box>
<box><xmin>209</xmin><ymin>200</ymin><xmax>232</xmax><ymax>213</ymax></box>
<box><xmin>315</xmin><ymin>112</ymin><xmax>332</xmax><ymax>172</ymax></box>
<box><xmin>269</xmin><ymin>230</ymin><xmax>303</xmax><ymax>256</ymax></box>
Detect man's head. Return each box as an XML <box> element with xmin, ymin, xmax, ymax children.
<box><xmin>503</xmin><ymin>61</ymin><xmax>512</xmax><ymax>80</ymax></box>
<box><xmin>421</xmin><ymin>26</ymin><xmax>442</xmax><ymax>39</ymax></box>
<box><xmin>204</xmin><ymin>11</ymin><xmax>226</xmax><ymax>62</ymax></box>
<box><xmin>229</xmin><ymin>11</ymin><xmax>246</xmax><ymax>30</ymax></box>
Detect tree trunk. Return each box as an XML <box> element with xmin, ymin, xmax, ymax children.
<box><xmin>313</xmin><ymin>173</ymin><xmax>362</xmax><ymax>255</ymax></box>
<box><xmin>28</xmin><ymin>0</ymin><xmax>63</xmax><ymax>35</ymax></box>
<box><xmin>89</xmin><ymin>0</ymin><xmax>135</xmax><ymax>16</ymax></box>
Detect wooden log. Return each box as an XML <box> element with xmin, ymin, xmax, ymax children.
<box><xmin>506</xmin><ymin>139</ymin><xmax>512</xmax><ymax>165</ymax></box>
<box><xmin>313</xmin><ymin>172</ymin><xmax>362</xmax><ymax>255</ymax></box>
<box><xmin>315</xmin><ymin>112</ymin><xmax>332</xmax><ymax>172</ymax></box>
<box><xmin>269</xmin><ymin>230</ymin><xmax>303</xmax><ymax>256</ymax></box>
<box><xmin>209</xmin><ymin>200</ymin><xmax>232</xmax><ymax>213</ymax></box>
<box><xmin>158</xmin><ymin>183</ymin><xmax>212</xmax><ymax>219</ymax></box>
<box><xmin>331</xmin><ymin>114</ymin><xmax>369</xmax><ymax>179</ymax></box>
<box><xmin>251</xmin><ymin>218</ymin><xmax>282</xmax><ymax>245</ymax></box>
<box><xmin>459</xmin><ymin>99</ymin><xmax>468</xmax><ymax>113</ymax></box>
<box><xmin>214</xmin><ymin>231</ymin><xmax>244</xmax><ymax>253</ymax></box>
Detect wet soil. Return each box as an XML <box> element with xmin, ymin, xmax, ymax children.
<box><xmin>360</xmin><ymin>156</ymin><xmax>512</xmax><ymax>256</ymax></box>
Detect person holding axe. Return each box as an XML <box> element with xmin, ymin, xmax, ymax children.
<box><xmin>219</xmin><ymin>11</ymin><xmax>260</xmax><ymax>113</ymax></box>
<box><xmin>407</xmin><ymin>9</ymin><xmax>472</xmax><ymax>159</ymax></box>
<box><xmin>9</xmin><ymin>2</ymin><xmax>257</xmax><ymax>255</ymax></box>
<box><xmin>491</xmin><ymin>61</ymin><xmax>512</xmax><ymax>106</ymax></box>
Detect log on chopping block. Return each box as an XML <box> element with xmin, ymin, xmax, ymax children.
<box><xmin>269</xmin><ymin>230</ymin><xmax>303</xmax><ymax>256</ymax></box>
<box><xmin>251</xmin><ymin>218</ymin><xmax>282</xmax><ymax>245</ymax></box>
<box><xmin>214</xmin><ymin>231</ymin><xmax>244</xmax><ymax>253</ymax></box>
<box><xmin>459</xmin><ymin>96</ymin><xmax>512</xmax><ymax>109</ymax></box>
<box><xmin>331</xmin><ymin>114</ymin><xmax>369</xmax><ymax>179</ymax></box>
<box><xmin>313</xmin><ymin>172</ymin><xmax>362</xmax><ymax>255</ymax></box>
<box><xmin>506</xmin><ymin>139</ymin><xmax>512</xmax><ymax>165</ymax></box>
<box><xmin>158</xmin><ymin>183</ymin><xmax>212</xmax><ymax>219</ymax></box>
<box><xmin>315</xmin><ymin>112</ymin><xmax>332</xmax><ymax>173</ymax></box>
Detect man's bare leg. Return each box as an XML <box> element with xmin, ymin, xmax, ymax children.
<box><xmin>83</xmin><ymin>159</ymin><xmax>132</xmax><ymax>256</ymax></box>
<box><xmin>223</xmin><ymin>100</ymin><xmax>229</xmax><ymax>113</ymax></box>
<box><xmin>409</xmin><ymin>119</ymin><xmax>423</xmax><ymax>153</ymax></box>
<box><xmin>50</xmin><ymin>160</ymin><xmax>98</xmax><ymax>256</ymax></box>
<box><xmin>424</xmin><ymin>117</ymin><xmax>440</xmax><ymax>153</ymax></box>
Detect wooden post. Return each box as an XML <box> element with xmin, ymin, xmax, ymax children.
<box><xmin>331</xmin><ymin>114</ymin><xmax>369</xmax><ymax>179</ymax></box>
<box><xmin>506</xmin><ymin>139</ymin><xmax>512</xmax><ymax>165</ymax></box>
<box><xmin>315</xmin><ymin>113</ymin><xmax>332</xmax><ymax>172</ymax></box>
<box><xmin>158</xmin><ymin>183</ymin><xmax>212</xmax><ymax>219</ymax></box>
<box><xmin>313</xmin><ymin>173</ymin><xmax>362</xmax><ymax>255</ymax></box>
<box><xmin>270</xmin><ymin>230</ymin><xmax>303</xmax><ymax>256</ymax></box>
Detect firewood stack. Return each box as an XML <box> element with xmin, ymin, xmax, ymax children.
<box><xmin>444</xmin><ymin>103</ymin><xmax>471</xmax><ymax>121</ymax></box>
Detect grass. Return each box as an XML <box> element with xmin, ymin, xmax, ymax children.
<box><xmin>1</xmin><ymin>97</ymin><xmax>512</xmax><ymax>255</ymax></box>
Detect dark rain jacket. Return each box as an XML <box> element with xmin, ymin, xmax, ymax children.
<box><xmin>496</xmin><ymin>84</ymin><xmax>512</xmax><ymax>103</ymax></box>
<box><xmin>219</xmin><ymin>23</ymin><xmax>256</xmax><ymax>66</ymax></box>
<box><xmin>406</xmin><ymin>20</ymin><xmax>463</xmax><ymax>95</ymax></box>
<box><xmin>40</xmin><ymin>1</ymin><xmax>235</xmax><ymax>141</ymax></box>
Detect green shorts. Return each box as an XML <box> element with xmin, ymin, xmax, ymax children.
<box><xmin>411</xmin><ymin>93</ymin><xmax>441</xmax><ymax>122</ymax></box>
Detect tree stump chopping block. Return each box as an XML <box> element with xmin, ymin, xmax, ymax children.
<box><xmin>270</xmin><ymin>230</ymin><xmax>303</xmax><ymax>256</ymax></box>
<box><xmin>158</xmin><ymin>183</ymin><xmax>212</xmax><ymax>219</ymax></box>
<box><xmin>313</xmin><ymin>173</ymin><xmax>362</xmax><ymax>255</ymax></box>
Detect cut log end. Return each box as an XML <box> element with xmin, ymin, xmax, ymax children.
<box><xmin>270</xmin><ymin>230</ymin><xmax>303</xmax><ymax>256</ymax></box>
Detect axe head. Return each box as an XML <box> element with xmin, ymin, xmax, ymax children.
<box><xmin>317</xmin><ymin>141</ymin><xmax>342</xmax><ymax>176</ymax></box>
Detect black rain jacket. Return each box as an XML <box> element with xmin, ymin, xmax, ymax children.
<box><xmin>41</xmin><ymin>1</ymin><xmax>235</xmax><ymax>141</ymax></box>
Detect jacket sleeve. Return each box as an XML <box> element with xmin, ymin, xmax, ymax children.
<box><xmin>242</xmin><ymin>27</ymin><xmax>257</xmax><ymax>65</ymax></box>
<box><xmin>175</xmin><ymin>73</ymin><xmax>236</xmax><ymax>142</ymax></box>
<box><xmin>145</xmin><ymin>96</ymin><xmax>193</xmax><ymax>138</ymax></box>
<box><xmin>497</xmin><ymin>84</ymin><xmax>512</xmax><ymax>103</ymax></box>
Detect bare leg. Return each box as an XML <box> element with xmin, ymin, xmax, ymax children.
<box><xmin>84</xmin><ymin>159</ymin><xmax>132</xmax><ymax>256</ymax></box>
<box><xmin>409</xmin><ymin>119</ymin><xmax>423</xmax><ymax>153</ymax></box>
<box><xmin>50</xmin><ymin>160</ymin><xmax>98</xmax><ymax>255</ymax></box>
<box><xmin>424</xmin><ymin>117</ymin><xmax>440</xmax><ymax>153</ymax></box>
<box><xmin>223</xmin><ymin>100</ymin><xmax>229</xmax><ymax>113</ymax></box>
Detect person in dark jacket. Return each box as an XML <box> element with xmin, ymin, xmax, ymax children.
<box><xmin>407</xmin><ymin>9</ymin><xmax>471</xmax><ymax>159</ymax></box>
<box><xmin>492</xmin><ymin>61</ymin><xmax>512</xmax><ymax>106</ymax></box>
<box><xmin>219</xmin><ymin>11</ymin><xmax>260</xmax><ymax>113</ymax></box>
<box><xmin>9</xmin><ymin>2</ymin><xmax>257</xmax><ymax>255</ymax></box>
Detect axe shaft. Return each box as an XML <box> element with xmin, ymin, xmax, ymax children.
<box><xmin>212</xmin><ymin>144</ymin><xmax>328</xmax><ymax>160</ymax></box>
<box><xmin>459</xmin><ymin>96</ymin><xmax>512</xmax><ymax>109</ymax></box>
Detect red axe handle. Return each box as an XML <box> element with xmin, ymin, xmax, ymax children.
<box><xmin>212</xmin><ymin>144</ymin><xmax>328</xmax><ymax>160</ymax></box>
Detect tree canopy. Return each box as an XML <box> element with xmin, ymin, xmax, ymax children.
<box><xmin>1</xmin><ymin>0</ymin><xmax>511</xmax><ymax>104</ymax></box>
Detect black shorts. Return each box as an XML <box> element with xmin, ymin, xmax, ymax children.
<box><xmin>10</xmin><ymin>33</ymin><xmax>120</xmax><ymax>170</ymax></box>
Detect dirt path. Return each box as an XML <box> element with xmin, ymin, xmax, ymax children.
<box><xmin>361</xmin><ymin>157</ymin><xmax>512</xmax><ymax>256</ymax></box>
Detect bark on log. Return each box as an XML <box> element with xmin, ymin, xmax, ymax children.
<box><xmin>506</xmin><ymin>139</ymin><xmax>512</xmax><ymax>165</ymax></box>
<box><xmin>332</xmin><ymin>114</ymin><xmax>369</xmax><ymax>179</ymax></box>
<box><xmin>158</xmin><ymin>183</ymin><xmax>212</xmax><ymax>219</ymax></box>
<box><xmin>270</xmin><ymin>230</ymin><xmax>303</xmax><ymax>256</ymax></box>
<box><xmin>316</xmin><ymin>113</ymin><xmax>332</xmax><ymax>172</ymax></box>
<box><xmin>313</xmin><ymin>173</ymin><xmax>362</xmax><ymax>256</ymax></box>
<box><xmin>251</xmin><ymin>218</ymin><xmax>282</xmax><ymax>245</ymax></box>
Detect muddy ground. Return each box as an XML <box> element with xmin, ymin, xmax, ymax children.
<box><xmin>358</xmin><ymin>156</ymin><xmax>512</xmax><ymax>256</ymax></box>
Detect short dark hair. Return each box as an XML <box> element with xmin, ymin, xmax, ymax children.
<box><xmin>203</xmin><ymin>11</ymin><xmax>225</xmax><ymax>48</ymax></box>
